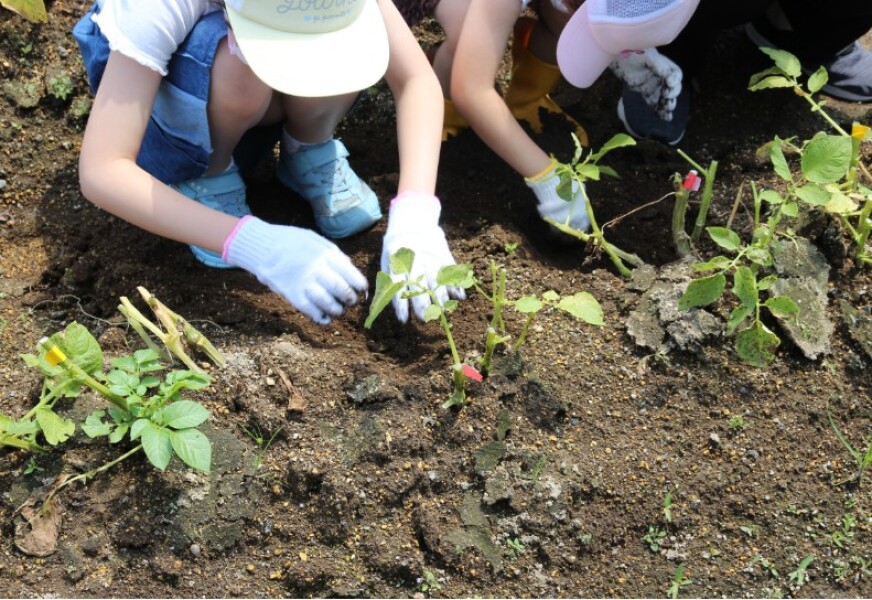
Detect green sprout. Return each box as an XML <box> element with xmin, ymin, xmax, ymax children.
<box><xmin>667</xmin><ymin>564</ymin><xmax>692</xmax><ymax>599</ymax></box>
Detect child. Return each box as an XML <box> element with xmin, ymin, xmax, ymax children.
<box><xmin>73</xmin><ymin>0</ymin><xmax>463</xmax><ymax>325</ymax></box>
<box><xmin>393</xmin><ymin>0</ymin><xmax>593</xmax><ymax>234</ymax></box>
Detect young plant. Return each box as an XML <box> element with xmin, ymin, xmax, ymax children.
<box><xmin>827</xmin><ymin>407</ymin><xmax>872</xmax><ymax>489</ymax></box>
<box><xmin>678</xmin><ymin>181</ymin><xmax>801</xmax><ymax>366</ymax></box>
<box><xmin>643</xmin><ymin>525</ymin><xmax>667</xmax><ymax>552</ymax></box>
<box><xmin>240</xmin><ymin>423</ymin><xmax>283</xmax><ymax>470</ymax></box>
<box><xmin>419</xmin><ymin>570</ymin><xmax>443</xmax><ymax>594</ymax></box>
<box><xmin>663</xmin><ymin>491</ymin><xmax>675</xmax><ymax>524</ymax></box>
<box><xmin>788</xmin><ymin>555</ymin><xmax>814</xmax><ymax>589</ymax></box>
<box><xmin>366</xmin><ymin>248</ymin><xmax>477</xmax><ymax>408</ymax></box>
<box><xmin>667</xmin><ymin>564</ymin><xmax>692</xmax><ymax>599</ymax></box>
<box><xmin>506</xmin><ymin>537</ymin><xmax>525</xmax><ymax>558</ymax></box>
<box><xmin>749</xmin><ymin>47</ymin><xmax>872</xmax><ymax>266</ymax></box>
<box><xmin>548</xmin><ymin>133</ymin><xmax>645</xmax><ymax>277</ymax></box>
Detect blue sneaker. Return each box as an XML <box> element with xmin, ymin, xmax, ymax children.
<box><xmin>172</xmin><ymin>168</ymin><xmax>250</xmax><ymax>269</ymax></box>
<box><xmin>617</xmin><ymin>84</ymin><xmax>691</xmax><ymax>146</ymax></box>
<box><xmin>276</xmin><ymin>138</ymin><xmax>382</xmax><ymax>239</ymax></box>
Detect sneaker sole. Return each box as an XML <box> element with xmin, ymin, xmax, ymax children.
<box><xmin>616</xmin><ymin>99</ymin><xmax>684</xmax><ymax>146</ymax></box>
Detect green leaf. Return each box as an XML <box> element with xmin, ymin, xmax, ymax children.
<box><xmin>110</xmin><ymin>356</ymin><xmax>137</xmax><ymax>373</ymax></box>
<box><xmin>769</xmin><ymin>137</ymin><xmax>792</xmax><ymax>181</ymax></box>
<box><xmin>760</xmin><ymin>47</ymin><xmax>802</xmax><ymax>78</ymax></box>
<box><xmin>726</xmin><ymin>306</ymin><xmax>752</xmax><ymax>334</ymax></box>
<box><xmin>823</xmin><ymin>191</ymin><xmax>858</xmax><ymax>215</ymax></box>
<box><xmin>801</xmin><ymin>135</ymin><xmax>853</xmax><ymax>183</ymax></box>
<box><xmin>108</xmin><ymin>423</ymin><xmax>129</xmax><ymax>444</ymax></box>
<box><xmin>748</xmin><ymin>75</ymin><xmax>794</xmax><ymax>91</ymax></box>
<box><xmin>765</xmin><ymin>296</ymin><xmax>800</xmax><ymax>319</ymax></box>
<box><xmin>556</xmin><ymin>172</ymin><xmax>573</xmax><ymax>202</ymax></box>
<box><xmin>745</xmin><ymin>247</ymin><xmax>773</xmax><ymax>267</ymax></box>
<box><xmin>735</xmin><ymin>321</ymin><xmax>780</xmax><ymax>367</ymax></box>
<box><xmin>795</xmin><ymin>184</ymin><xmax>831</xmax><ymax>206</ymax></box>
<box><xmin>162</xmin><ymin>401</ymin><xmax>210</xmax><ymax>429</ymax></box>
<box><xmin>35</xmin><ymin>408</ymin><xmax>75</xmax><ymax>445</ymax></box>
<box><xmin>807</xmin><ymin>67</ymin><xmax>828</xmax><ymax>94</ymax></box>
<box><xmin>50</xmin><ymin>322</ymin><xmax>104</xmax><ymax>376</ymax></box>
<box><xmin>781</xmin><ymin>202</ymin><xmax>799</xmax><ymax>218</ymax></box>
<box><xmin>679</xmin><ymin>274</ymin><xmax>726</xmax><ymax>310</ymax></box>
<box><xmin>437</xmin><ymin>263</ymin><xmax>475</xmax><ymax>288</ymax></box>
<box><xmin>598</xmin><ymin>165</ymin><xmax>619</xmax><ymax>179</ymax></box>
<box><xmin>130</xmin><ymin>418</ymin><xmax>150</xmax><ymax>441</ymax></box>
<box><xmin>576</xmin><ymin>164</ymin><xmax>601</xmax><ymax>181</ymax></box>
<box><xmin>389</xmin><ymin>248</ymin><xmax>414</xmax><ymax>276</ymax></box>
<box><xmin>169</xmin><ymin>428</ymin><xmax>212</xmax><ymax>473</ymax></box>
<box><xmin>515</xmin><ymin>296</ymin><xmax>543</xmax><ymax>314</ymax></box>
<box><xmin>732</xmin><ymin>267</ymin><xmax>758</xmax><ymax>311</ymax></box>
<box><xmin>542</xmin><ymin>290</ymin><xmax>560</xmax><ymax>302</ymax></box>
<box><xmin>748</xmin><ymin>66</ymin><xmax>785</xmax><ymax>88</ymax></box>
<box><xmin>706</xmin><ymin>227</ymin><xmax>742</xmax><ymax>252</ymax></box>
<box><xmin>590</xmin><ymin>132</ymin><xmax>636</xmax><ymax>160</ymax></box>
<box><xmin>423</xmin><ymin>303</ymin><xmax>442</xmax><ymax>323</ymax></box>
<box><xmin>0</xmin><ymin>0</ymin><xmax>47</xmax><ymax>23</ymax></box>
<box><xmin>141</xmin><ymin>423</ymin><xmax>173</xmax><ymax>471</ymax></box>
<box><xmin>365</xmin><ymin>271</ymin><xmax>406</xmax><ymax>329</ymax></box>
<box><xmin>82</xmin><ymin>410</ymin><xmax>113</xmax><ymax>438</ymax></box>
<box><xmin>757</xmin><ymin>274</ymin><xmax>777</xmax><ymax>291</ymax></box>
<box><xmin>5</xmin><ymin>418</ymin><xmax>39</xmax><ymax>436</ymax></box>
<box><xmin>759</xmin><ymin>190</ymin><xmax>784</xmax><ymax>205</ymax></box>
<box><xmin>163</xmin><ymin>370</ymin><xmax>211</xmax><ymax>391</ymax></box>
<box><xmin>556</xmin><ymin>292</ymin><xmax>604</xmax><ymax>325</ymax></box>
<box><xmin>693</xmin><ymin>256</ymin><xmax>731</xmax><ymax>271</ymax></box>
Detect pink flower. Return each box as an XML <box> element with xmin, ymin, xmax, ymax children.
<box><xmin>461</xmin><ymin>364</ymin><xmax>483</xmax><ymax>382</ymax></box>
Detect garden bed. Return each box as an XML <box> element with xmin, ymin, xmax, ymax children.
<box><xmin>1</xmin><ymin>3</ymin><xmax>871</xmax><ymax>598</ymax></box>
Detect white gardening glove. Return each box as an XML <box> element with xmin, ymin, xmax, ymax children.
<box><xmin>380</xmin><ymin>192</ymin><xmax>466</xmax><ymax>324</ymax></box>
<box><xmin>224</xmin><ymin>216</ymin><xmax>367</xmax><ymax>325</ymax></box>
<box><xmin>525</xmin><ymin>159</ymin><xmax>590</xmax><ymax>232</ymax></box>
<box><xmin>609</xmin><ymin>48</ymin><xmax>683</xmax><ymax>121</ymax></box>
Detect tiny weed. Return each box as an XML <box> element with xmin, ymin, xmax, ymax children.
<box><xmin>506</xmin><ymin>537</ymin><xmax>525</xmax><ymax>558</ymax></box>
<box><xmin>419</xmin><ymin>570</ymin><xmax>442</xmax><ymax>594</ymax></box>
<box><xmin>46</xmin><ymin>74</ymin><xmax>74</xmax><ymax>102</ymax></box>
<box><xmin>739</xmin><ymin>523</ymin><xmax>758</xmax><ymax>538</ymax></box>
<box><xmin>754</xmin><ymin>555</ymin><xmax>780</xmax><ymax>578</ymax></box>
<box><xmin>728</xmin><ymin>415</ymin><xmax>750</xmax><ymax>431</ymax></box>
<box><xmin>663</xmin><ymin>492</ymin><xmax>675</xmax><ymax>524</ymax></box>
<box><xmin>23</xmin><ymin>456</ymin><xmax>43</xmax><ymax>475</ymax></box>
<box><xmin>503</xmin><ymin>242</ymin><xmax>519</xmax><ymax>255</ymax></box>
<box><xmin>239</xmin><ymin>423</ymin><xmax>283</xmax><ymax>470</ymax></box>
<box><xmin>827</xmin><ymin>405</ymin><xmax>872</xmax><ymax>488</ymax></box>
<box><xmin>788</xmin><ymin>555</ymin><xmax>814</xmax><ymax>588</ymax></box>
<box><xmin>667</xmin><ymin>564</ymin><xmax>692</xmax><ymax>599</ymax></box>
<box><xmin>830</xmin><ymin>513</ymin><xmax>856</xmax><ymax>549</ymax></box>
<box><xmin>643</xmin><ymin>525</ymin><xmax>667</xmax><ymax>552</ymax></box>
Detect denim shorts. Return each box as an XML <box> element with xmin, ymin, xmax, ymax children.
<box><xmin>73</xmin><ymin>5</ymin><xmax>226</xmax><ymax>184</ymax></box>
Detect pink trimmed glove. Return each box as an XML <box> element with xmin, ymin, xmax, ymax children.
<box><xmin>224</xmin><ymin>216</ymin><xmax>367</xmax><ymax>325</ymax></box>
<box><xmin>380</xmin><ymin>192</ymin><xmax>466</xmax><ymax>323</ymax></box>
<box><xmin>525</xmin><ymin>161</ymin><xmax>591</xmax><ymax>232</ymax></box>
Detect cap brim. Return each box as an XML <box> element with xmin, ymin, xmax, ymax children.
<box><xmin>226</xmin><ymin>0</ymin><xmax>389</xmax><ymax>98</ymax></box>
<box><xmin>556</xmin><ymin>2</ymin><xmax>613</xmax><ymax>89</ymax></box>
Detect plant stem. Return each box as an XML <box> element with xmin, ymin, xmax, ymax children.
<box><xmin>513</xmin><ymin>313</ymin><xmax>537</xmax><ymax>351</ymax></box>
<box><xmin>38</xmin><ymin>339</ymin><xmax>129</xmax><ymax>412</ymax></box>
<box><xmin>691</xmin><ymin>161</ymin><xmax>718</xmax><ymax>242</ymax></box>
<box><xmin>672</xmin><ymin>182</ymin><xmax>692</xmax><ymax>257</ymax></box>
<box><xmin>52</xmin><ymin>444</ymin><xmax>143</xmax><ymax>496</ymax></box>
<box><xmin>801</xmin><ymin>89</ymin><xmax>849</xmax><ymax>136</ymax></box>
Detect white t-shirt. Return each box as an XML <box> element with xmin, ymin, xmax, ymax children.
<box><xmin>92</xmin><ymin>0</ymin><xmax>223</xmax><ymax>76</ymax></box>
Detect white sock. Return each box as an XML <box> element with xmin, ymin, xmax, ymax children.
<box><xmin>281</xmin><ymin>128</ymin><xmax>332</xmax><ymax>155</ymax></box>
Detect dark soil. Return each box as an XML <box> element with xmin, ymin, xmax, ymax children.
<box><xmin>1</xmin><ymin>3</ymin><xmax>871</xmax><ymax>598</ymax></box>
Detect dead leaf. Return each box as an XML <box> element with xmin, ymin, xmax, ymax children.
<box><xmin>276</xmin><ymin>366</ymin><xmax>306</xmax><ymax>412</ymax></box>
<box><xmin>14</xmin><ymin>496</ymin><xmax>63</xmax><ymax>557</ymax></box>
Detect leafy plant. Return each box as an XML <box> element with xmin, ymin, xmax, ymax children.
<box><xmin>46</xmin><ymin>73</ymin><xmax>74</xmax><ymax>102</ymax></box>
<box><xmin>667</xmin><ymin>564</ymin><xmax>692</xmax><ymax>599</ymax></box>
<box><xmin>728</xmin><ymin>414</ymin><xmax>750</xmax><ymax>432</ymax></box>
<box><xmin>506</xmin><ymin>537</ymin><xmax>525</xmax><ymax>558</ymax></box>
<box><xmin>788</xmin><ymin>555</ymin><xmax>814</xmax><ymax>588</ymax></box>
<box><xmin>754</xmin><ymin>555</ymin><xmax>781</xmax><ymax>579</ymax></box>
<box><xmin>643</xmin><ymin>525</ymin><xmax>667</xmax><ymax>552</ymax></box>
<box><xmin>240</xmin><ymin>423</ymin><xmax>283</xmax><ymax>470</ymax></box>
<box><xmin>548</xmin><ymin>133</ymin><xmax>645</xmax><ymax>277</ymax></box>
<box><xmin>419</xmin><ymin>570</ymin><xmax>443</xmax><ymax>593</ymax></box>
<box><xmin>749</xmin><ymin>47</ymin><xmax>871</xmax><ymax>265</ymax></box>
<box><xmin>1</xmin><ymin>289</ymin><xmax>224</xmax><ymax>499</ymax></box>
<box><xmin>366</xmin><ymin>250</ymin><xmax>602</xmax><ymax>409</ymax></box>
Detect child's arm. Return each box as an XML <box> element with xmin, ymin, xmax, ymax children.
<box><xmin>380</xmin><ymin>0</ymin><xmax>443</xmax><ymax>194</ymax></box>
<box><xmin>377</xmin><ymin>0</ymin><xmax>466</xmax><ymax>323</ymax></box>
<box><xmin>79</xmin><ymin>51</ymin><xmax>237</xmax><ymax>253</ymax></box>
<box><xmin>450</xmin><ymin>0</ymin><xmax>552</xmax><ymax>178</ymax></box>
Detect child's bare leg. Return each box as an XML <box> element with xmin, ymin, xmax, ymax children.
<box><xmin>205</xmin><ymin>39</ymin><xmax>274</xmax><ymax>175</ymax></box>
<box><xmin>432</xmin><ymin>0</ymin><xmax>470</xmax><ymax>96</ymax></box>
<box><xmin>280</xmin><ymin>93</ymin><xmax>358</xmax><ymax>143</ymax></box>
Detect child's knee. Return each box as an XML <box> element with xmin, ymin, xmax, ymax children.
<box><xmin>210</xmin><ymin>41</ymin><xmax>272</xmax><ymax>118</ymax></box>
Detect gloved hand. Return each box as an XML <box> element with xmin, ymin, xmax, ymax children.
<box><xmin>609</xmin><ymin>48</ymin><xmax>683</xmax><ymax>121</ymax></box>
<box><xmin>223</xmin><ymin>216</ymin><xmax>367</xmax><ymax>325</ymax></box>
<box><xmin>525</xmin><ymin>159</ymin><xmax>590</xmax><ymax>232</ymax></box>
<box><xmin>380</xmin><ymin>192</ymin><xmax>466</xmax><ymax>323</ymax></box>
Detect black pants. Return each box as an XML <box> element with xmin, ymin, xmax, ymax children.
<box><xmin>664</xmin><ymin>0</ymin><xmax>872</xmax><ymax>77</ymax></box>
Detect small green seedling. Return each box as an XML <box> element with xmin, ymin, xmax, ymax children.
<box><xmin>503</xmin><ymin>242</ymin><xmax>519</xmax><ymax>255</ymax></box>
<box><xmin>506</xmin><ymin>537</ymin><xmax>525</xmax><ymax>558</ymax></box>
<box><xmin>827</xmin><ymin>407</ymin><xmax>872</xmax><ymax>488</ymax></box>
<box><xmin>643</xmin><ymin>525</ymin><xmax>667</xmax><ymax>552</ymax></box>
<box><xmin>830</xmin><ymin>513</ymin><xmax>856</xmax><ymax>549</ymax></box>
<box><xmin>739</xmin><ymin>524</ymin><xmax>758</xmax><ymax>538</ymax></box>
<box><xmin>549</xmin><ymin>133</ymin><xmax>645</xmax><ymax>277</ymax></box>
<box><xmin>23</xmin><ymin>456</ymin><xmax>43</xmax><ymax>475</ymax></box>
<box><xmin>788</xmin><ymin>555</ymin><xmax>814</xmax><ymax>588</ymax></box>
<box><xmin>754</xmin><ymin>555</ymin><xmax>780</xmax><ymax>579</ymax></box>
<box><xmin>46</xmin><ymin>73</ymin><xmax>74</xmax><ymax>102</ymax></box>
<box><xmin>419</xmin><ymin>570</ymin><xmax>442</xmax><ymax>593</ymax></box>
<box><xmin>240</xmin><ymin>423</ymin><xmax>283</xmax><ymax>470</ymax></box>
<box><xmin>728</xmin><ymin>415</ymin><xmax>750</xmax><ymax>432</ymax></box>
<box><xmin>667</xmin><ymin>564</ymin><xmax>692</xmax><ymax>599</ymax></box>
<box><xmin>663</xmin><ymin>492</ymin><xmax>675</xmax><ymax>524</ymax></box>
